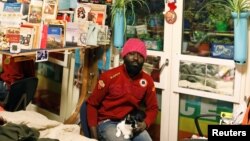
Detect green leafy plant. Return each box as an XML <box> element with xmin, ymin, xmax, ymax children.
<box><xmin>111</xmin><ymin>0</ymin><xmax>150</xmax><ymax>29</ymax></box>
<box><xmin>200</xmin><ymin>0</ymin><xmax>250</xmax><ymax>19</ymax></box>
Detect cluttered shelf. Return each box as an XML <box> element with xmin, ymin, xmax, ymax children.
<box><xmin>0</xmin><ymin>46</ymin><xmax>98</xmax><ymax>57</ymax></box>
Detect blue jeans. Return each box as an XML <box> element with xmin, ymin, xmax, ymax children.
<box><xmin>97</xmin><ymin>120</ymin><xmax>152</xmax><ymax>141</ymax></box>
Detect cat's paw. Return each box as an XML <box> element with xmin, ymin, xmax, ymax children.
<box><xmin>124</xmin><ymin>135</ymin><xmax>130</xmax><ymax>139</ymax></box>
<box><xmin>116</xmin><ymin>130</ymin><xmax>121</xmax><ymax>137</ymax></box>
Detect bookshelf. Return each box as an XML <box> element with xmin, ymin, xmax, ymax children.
<box><xmin>0</xmin><ymin>46</ymin><xmax>98</xmax><ymax>57</ymax></box>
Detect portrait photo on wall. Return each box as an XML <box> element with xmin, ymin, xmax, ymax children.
<box><xmin>36</xmin><ymin>50</ymin><xmax>49</xmax><ymax>62</ymax></box>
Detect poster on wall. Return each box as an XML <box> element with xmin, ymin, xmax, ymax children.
<box><xmin>178</xmin><ymin>94</ymin><xmax>233</xmax><ymax>140</ymax></box>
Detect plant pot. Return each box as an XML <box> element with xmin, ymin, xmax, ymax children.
<box><xmin>232</xmin><ymin>12</ymin><xmax>250</xmax><ymax>64</ymax></box>
<box><xmin>198</xmin><ymin>43</ymin><xmax>210</xmax><ymax>56</ymax></box>
<box><xmin>113</xmin><ymin>8</ymin><xmax>125</xmax><ymax>48</ymax></box>
<box><xmin>215</xmin><ymin>21</ymin><xmax>228</xmax><ymax>32</ymax></box>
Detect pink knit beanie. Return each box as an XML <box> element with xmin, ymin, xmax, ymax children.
<box><xmin>121</xmin><ymin>38</ymin><xmax>147</xmax><ymax>59</ymax></box>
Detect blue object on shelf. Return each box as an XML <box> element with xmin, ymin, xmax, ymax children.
<box><xmin>232</xmin><ymin>12</ymin><xmax>250</xmax><ymax>64</ymax></box>
<box><xmin>113</xmin><ymin>9</ymin><xmax>125</xmax><ymax>48</ymax></box>
<box><xmin>210</xmin><ymin>44</ymin><xmax>234</xmax><ymax>60</ymax></box>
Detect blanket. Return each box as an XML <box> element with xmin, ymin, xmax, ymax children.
<box><xmin>0</xmin><ymin>110</ymin><xmax>97</xmax><ymax>141</ymax></box>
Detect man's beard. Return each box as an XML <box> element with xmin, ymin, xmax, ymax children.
<box><xmin>124</xmin><ymin>58</ymin><xmax>144</xmax><ymax>77</ymax></box>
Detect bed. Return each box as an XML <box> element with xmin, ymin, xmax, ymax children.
<box><xmin>0</xmin><ymin>110</ymin><xmax>97</xmax><ymax>141</ymax></box>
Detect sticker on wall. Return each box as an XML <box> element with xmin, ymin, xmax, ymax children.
<box><xmin>36</xmin><ymin>50</ymin><xmax>49</xmax><ymax>62</ymax></box>
<box><xmin>164</xmin><ymin>0</ymin><xmax>177</xmax><ymax>24</ymax></box>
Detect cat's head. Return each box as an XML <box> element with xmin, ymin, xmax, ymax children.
<box><xmin>124</xmin><ymin>114</ymin><xmax>137</xmax><ymax>128</ymax></box>
<box><xmin>124</xmin><ymin>109</ymin><xmax>146</xmax><ymax>128</ymax></box>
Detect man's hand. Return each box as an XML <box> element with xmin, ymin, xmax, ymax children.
<box><xmin>90</xmin><ymin>126</ymin><xmax>98</xmax><ymax>139</ymax></box>
<box><xmin>133</xmin><ymin>121</ymin><xmax>147</xmax><ymax>134</ymax></box>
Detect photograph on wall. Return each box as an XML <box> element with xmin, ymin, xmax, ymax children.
<box><xmin>36</xmin><ymin>50</ymin><xmax>49</xmax><ymax>62</ymax></box>
<box><xmin>42</xmin><ymin>0</ymin><xmax>59</xmax><ymax>20</ymax></box>
<box><xmin>74</xmin><ymin>3</ymin><xmax>91</xmax><ymax>23</ymax></box>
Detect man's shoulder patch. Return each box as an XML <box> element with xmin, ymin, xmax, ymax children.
<box><xmin>139</xmin><ymin>79</ymin><xmax>148</xmax><ymax>87</ymax></box>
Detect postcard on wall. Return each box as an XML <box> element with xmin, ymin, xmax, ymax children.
<box><xmin>57</xmin><ymin>10</ymin><xmax>74</xmax><ymax>22</ymax></box>
<box><xmin>21</xmin><ymin>23</ymin><xmax>41</xmax><ymax>49</ymax></box>
<box><xmin>42</xmin><ymin>0</ymin><xmax>59</xmax><ymax>20</ymax></box>
<box><xmin>45</xmin><ymin>19</ymin><xmax>66</xmax><ymax>48</ymax></box>
<box><xmin>3</xmin><ymin>2</ymin><xmax>23</xmax><ymax>13</ymax></box>
<box><xmin>89</xmin><ymin>3</ymin><xmax>106</xmax><ymax>25</ymax></box>
<box><xmin>28</xmin><ymin>1</ymin><xmax>43</xmax><ymax>23</ymax></box>
<box><xmin>74</xmin><ymin>3</ymin><xmax>91</xmax><ymax>23</ymax></box>
<box><xmin>77</xmin><ymin>21</ymin><xmax>89</xmax><ymax>46</ymax></box>
<box><xmin>6</xmin><ymin>27</ymin><xmax>20</xmax><ymax>44</ymax></box>
<box><xmin>36</xmin><ymin>50</ymin><xmax>49</xmax><ymax>62</ymax></box>
<box><xmin>46</xmin><ymin>26</ymin><xmax>63</xmax><ymax>48</ymax></box>
<box><xmin>19</xmin><ymin>26</ymin><xmax>35</xmax><ymax>50</ymax></box>
<box><xmin>66</xmin><ymin>22</ymin><xmax>79</xmax><ymax>46</ymax></box>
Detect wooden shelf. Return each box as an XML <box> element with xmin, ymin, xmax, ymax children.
<box><xmin>0</xmin><ymin>46</ymin><xmax>87</xmax><ymax>57</ymax></box>
<box><xmin>184</xmin><ymin>30</ymin><xmax>234</xmax><ymax>37</ymax></box>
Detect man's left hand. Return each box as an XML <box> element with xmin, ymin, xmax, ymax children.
<box><xmin>133</xmin><ymin>121</ymin><xmax>147</xmax><ymax>134</ymax></box>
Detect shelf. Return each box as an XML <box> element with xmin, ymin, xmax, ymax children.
<box><xmin>0</xmin><ymin>46</ymin><xmax>88</xmax><ymax>57</ymax></box>
<box><xmin>184</xmin><ymin>30</ymin><xmax>234</xmax><ymax>37</ymax></box>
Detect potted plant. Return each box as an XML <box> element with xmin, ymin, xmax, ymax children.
<box><xmin>218</xmin><ymin>0</ymin><xmax>250</xmax><ymax>64</ymax></box>
<box><xmin>198</xmin><ymin>0</ymin><xmax>250</xmax><ymax>64</ymax></box>
<box><xmin>111</xmin><ymin>0</ymin><xmax>149</xmax><ymax>48</ymax></box>
<box><xmin>195</xmin><ymin>1</ymin><xmax>232</xmax><ymax>31</ymax></box>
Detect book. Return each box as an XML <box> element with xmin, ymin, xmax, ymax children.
<box><xmin>45</xmin><ymin>19</ymin><xmax>66</xmax><ymax>48</ymax></box>
<box><xmin>3</xmin><ymin>2</ymin><xmax>23</xmax><ymax>13</ymax></box>
<box><xmin>6</xmin><ymin>27</ymin><xmax>20</xmax><ymax>44</ymax></box>
<box><xmin>65</xmin><ymin>22</ymin><xmax>79</xmax><ymax>46</ymax></box>
<box><xmin>0</xmin><ymin>2</ymin><xmax>23</xmax><ymax>27</ymax></box>
<box><xmin>40</xmin><ymin>23</ymin><xmax>48</xmax><ymax>49</ymax></box>
<box><xmin>28</xmin><ymin>0</ymin><xmax>43</xmax><ymax>23</ymax></box>
<box><xmin>42</xmin><ymin>0</ymin><xmax>59</xmax><ymax>20</ymax></box>
<box><xmin>21</xmin><ymin>23</ymin><xmax>41</xmax><ymax>49</ymax></box>
<box><xmin>46</xmin><ymin>26</ymin><xmax>63</xmax><ymax>48</ymax></box>
<box><xmin>19</xmin><ymin>25</ymin><xmax>35</xmax><ymax>50</ymax></box>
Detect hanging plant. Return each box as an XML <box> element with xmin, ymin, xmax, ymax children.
<box><xmin>111</xmin><ymin>0</ymin><xmax>150</xmax><ymax>48</ymax></box>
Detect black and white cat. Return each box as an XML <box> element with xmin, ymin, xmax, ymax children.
<box><xmin>116</xmin><ymin>109</ymin><xmax>146</xmax><ymax>139</ymax></box>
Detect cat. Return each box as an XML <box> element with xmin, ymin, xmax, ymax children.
<box><xmin>116</xmin><ymin>109</ymin><xmax>146</xmax><ymax>139</ymax></box>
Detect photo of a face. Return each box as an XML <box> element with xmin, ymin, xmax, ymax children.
<box><xmin>77</xmin><ymin>7</ymin><xmax>86</xmax><ymax>19</ymax></box>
